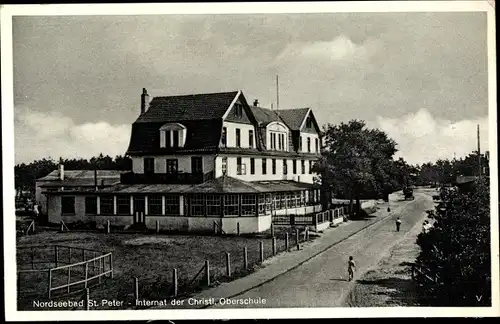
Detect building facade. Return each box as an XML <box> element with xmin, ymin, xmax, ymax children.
<box><xmin>43</xmin><ymin>89</ymin><xmax>323</xmax><ymax>234</ymax></box>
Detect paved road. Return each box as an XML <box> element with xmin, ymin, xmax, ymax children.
<box><xmin>209</xmin><ymin>190</ymin><xmax>434</xmax><ymax>308</ymax></box>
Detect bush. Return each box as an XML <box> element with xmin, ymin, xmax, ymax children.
<box><xmin>416</xmin><ymin>179</ymin><xmax>491</xmax><ymax>306</ymax></box>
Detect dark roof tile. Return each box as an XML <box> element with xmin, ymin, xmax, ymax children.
<box><xmin>135</xmin><ymin>91</ymin><xmax>239</xmax><ymax>123</ymax></box>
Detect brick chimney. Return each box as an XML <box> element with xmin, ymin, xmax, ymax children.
<box><xmin>141</xmin><ymin>88</ymin><xmax>150</xmax><ymax>114</ymax></box>
<box><xmin>253</xmin><ymin>99</ymin><xmax>259</xmax><ymax>107</ymax></box>
<box><xmin>58</xmin><ymin>163</ymin><xmax>64</xmax><ymax>181</ymax></box>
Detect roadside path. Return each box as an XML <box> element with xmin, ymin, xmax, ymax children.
<box><xmin>158</xmin><ymin>191</ymin><xmax>432</xmax><ymax>309</ymax></box>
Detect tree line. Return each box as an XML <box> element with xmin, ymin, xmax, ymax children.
<box><xmin>15</xmin><ymin>154</ymin><xmax>132</xmax><ymax>194</ymax></box>
<box><xmin>314</xmin><ymin>119</ymin><xmax>489</xmax><ymax>214</ymax></box>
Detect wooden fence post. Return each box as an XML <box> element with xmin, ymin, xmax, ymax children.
<box><xmin>271</xmin><ymin>224</ymin><xmax>275</xmax><ymax>238</ymax></box>
<box><xmin>259</xmin><ymin>241</ymin><xmax>264</xmax><ymax>263</ymax></box>
<box><xmin>226</xmin><ymin>252</ymin><xmax>231</xmax><ymax>277</ymax></box>
<box><xmin>32</xmin><ymin>221</ymin><xmax>36</xmax><ymax>233</ymax></box>
<box><xmin>156</xmin><ymin>220</ymin><xmax>159</xmax><ymax>234</ymax></box>
<box><xmin>82</xmin><ymin>248</ymin><xmax>85</xmax><ymax>262</ymax></box>
<box><xmin>55</xmin><ymin>246</ymin><xmax>59</xmax><ymax>267</ymax></box>
<box><xmin>67</xmin><ymin>266</ymin><xmax>71</xmax><ymax>293</ymax></box>
<box><xmin>110</xmin><ymin>253</ymin><xmax>114</xmax><ymax>279</ymax></box>
<box><xmin>213</xmin><ymin>222</ymin><xmax>217</xmax><ymax>235</ymax></box>
<box><xmin>272</xmin><ymin>237</ymin><xmax>277</xmax><ymax>256</ymax></box>
<box><xmin>243</xmin><ymin>247</ymin><xmax>248</xmax><ymax>270</ymax></box>
<box><xmin>173</xmin><ymin>268</ymin><xmax>178</xmax><ymax>297</ymax></box>
<box><xmin>237</xmin><ymin>222</ymin><xmax>240</xmax><ymax>236</ymax></box>
<box><xmin>106</xmin><ymin>220</ymin><xmax>110</xmax><ymax>234</ymax></box>
<box><xmin>204</xmin><ymin>260</ymin><xmax>210</xmax><ymax>286</ymax></box>
<box><xmin>99</xmin><ymin>258</ymin><xmax>103</xmax><ymax>284</ymax></box>
<box><xmin>85</xmin><ymin>288</ymin><xmax>90</xmax><ymax>310</ymax></box>
<box><xmin>296</xmin><ymin>228</ymin><xmax>300</xmax><ymax>250</ymax></box>
<box><xmin>69</xmin><ymin>247</ymin><xmax>72</xmax><ymax>264</ymax></box>
<box><xmin>134</xmin><ymin>277</ymin><xmax>139</xmax><ymax>301</ymax></box>
<box><xmin>84</xmin><ymin>261</ymin><xmax>89</xmax><ymax>288</ymax></box>
<box><xmin>285</xmin><ymin>233</ymin><xmax>289</xmax><ymax>252</ymax></box>
<box><xmin>48</xmin><ymin>269</ymin><xmax>52</xmax><ymax>299</ymax></box>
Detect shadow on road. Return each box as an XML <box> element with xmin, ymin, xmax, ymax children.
<box><xmin>330</xmin><ymin>278</ymin><xmax>348</xmax><ymax>282</ymax></box>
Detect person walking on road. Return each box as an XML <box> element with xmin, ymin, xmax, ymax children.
<box><xmin>395</xmin><ymin>217</ymin><xmax>402</xmax><ymax>232</ymax></box>
<box><xmin>348</xmin><ymin>256</ymin><xmax>356</xmax><ymax>282</ymax></box>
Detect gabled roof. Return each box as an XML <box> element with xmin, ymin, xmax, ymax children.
<box><xmin>37</xmin><ymin>170</ymin><xmax>124</xmax><ymax>187</ymax></box>
<box><xmin>249</xmin><ymin>106</ymin><xmax>284</xmax><ymax>126</ymax></box>
<box><xmin>135</xmin><ymin>91</ymin><xmax>239</xmax><ymax>123</ymax></box>
<box><xmin>278</xmin><ymin>108</ymin><xmax>311</xmax><ymax>130</ymax></box>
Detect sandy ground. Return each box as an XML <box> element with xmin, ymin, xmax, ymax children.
<box><xmin>344</xmin><ymin>214</ymin><xmax>427</xmax><ymax>307</ymax></box>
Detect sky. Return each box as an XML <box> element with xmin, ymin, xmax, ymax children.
<box><xmin>11</xmin><ymin>10</ymin><xmax>491</xmax><ymax>166</ymax></box>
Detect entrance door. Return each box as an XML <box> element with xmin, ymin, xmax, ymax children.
<box><xmin>133</xmin><ymin>196</ymin><xmax>145</xmax><ymax>224</ymax></box>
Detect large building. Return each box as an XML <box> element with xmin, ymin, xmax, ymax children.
<box><xmin>43</xmin><ymin>89</ymin><xmax>323</xmax><ymax>234</ymax></box>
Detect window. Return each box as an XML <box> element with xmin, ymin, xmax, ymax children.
<box><xmin>165</xmin><ymin>131</ymin><xmax>171</xmax><ymax>148</ymax></box>
<box><xmin>278</xmin><ymin>133</ymin><xmax>282</xmax><ymax>150</ymax></box>
<box><xmin>241</xmin><ymin>195</ymin><xmax>256</xmax><ymax>216</ymax></box>
<box><xmin>166</xmin><ymin>159</ymin><xmax>178</xmax><ymax>174</ymax></box>
<box><xmin>287</xmin><ymin>193</ymin><xmax>295</xmax><ymax>208</ymax></box>
<box><xmin>272</xmin><ymin>159</ymin><xmax>276</xmax><ymax>174</ymax></box>
<box><xmin>206</xmin><ymin>195</ymin><xmax>221</xmax><ymax>216</ymax></box>
<box><xmin>100</xmin><ymin>195</ymin><xmax>114</xmax><ymax>215</ymax></box>
<box><xmin>258</xmin><ymin>195</ymin><xmax>266</xmax><ymax>215</ymax></box>
<box><xmin>237</xmin><ymin>157</ymin><xmax>246</xmax><ymax>175</ymax></box>
<box><xmin>172</xmin><ymin>130</ymin><xmax>179</xmax><ymax>148</ymax></box>
<box><xmin>280</xmin><ymin>134</ymin><xmax>286</xmax><ymax>151</ymax></box>
<box><xmin>144</xmin><ymin>158</ymin><xmax>155</xmax><ymax>175</ymax></box>
<box><xmin>283</xmin><ymin>159</ymin><xmax>288</xmax><ymax>175</ymax></box>
<box><xmin>224</xmin><ymin>195</ymin><xmax>239</xmax><ymax>216</ymax></box>
<box><xmin>222</xmin><ymin>157</ymin><xmax>228</xmax><ymax>175</ymax></box>
<box><xmin>262</xmin><ymin>158</ymin><xmax>267</xmax><ymax>175</ymax></box>
<box><xmin>250</xmin><ymin>158</ymin><xmax>255</xmax><ymax>175</ymax></box>
<box><xmin>148</xmin><ymin>195</ymin><xmax>162</xmax><ymax>215</ymax></box>
<box><xmin>117</xmin><ymin>196</ymin><xmax>131</xmax><ymax>215</ymax></box>
<box><xmin>271</xmin><ymin>133</ymin><xmax>276</xmax><ymax>149</ymax></box>
<box><xmin>165</xmin><ymin>195</ymin><xmax>180</xmax><ymax>215</ymax></box>
<box><xmin>299</xmin><ymin>136</ymin><xmax>303</xmax><ymax>151</ymax></box>
<box><xmin>309</xmin><ymin>160</ymin><xmax>313</xmax><ymax>174</ymax></box>
<box><xmin>236</xmin><ymin>128</ymin><xmax>241</xmax><ymax>147</ymax></box>
<box><xmin>315</xmin><ymin>138</ymin><xmax>319</xmax><ymax>152</ymax></box>
<box><xmin>249</xmin><ymin>130</ymin><xmax>254</xmax><ymax>148</ymax></box>
<box><xmin>293</xmin><ymin>160</ymin><xmax>297</xmax><ymax>174</ymax></box>
<box><xmin>191</xmin><ymin>157</ymin><xmax>203</xmax><ymax>174</ymax></box>
<box><xmin>307</xmin><ymin>137</ymin><xmax>311</xmax><ymax>152</ymax></box>
<box><xmin>85</xmin><ymin>196</ymin><xmax>97</xmax><ymax>215</ymax></box>
<box><xmin>221</xmin><ymin>127</ymin><xmax>227</xmax><ymax>147</ymax></box>
<box><xmin>62</xmin><ymin>196</ymin><xmax>75</xmax><ymax>215</ymax></box>
<box><xmin>191</xmin><ymin>194</ymin><xmax>205</xmax><ymax>216</ymax></box>
<box><xmin>301</xmin><ymin>160</ymin><xmax>305</xmax><ymax>174</ymax></box>
<box><xmin>265</xmin><ymin>194</ymin><xmax>272</xmax><ymax>212</ymax></box>
<box><xmin>278</xmin><ymin>193</ymin><xmax>286</xmax><ymax>209</ymax></box>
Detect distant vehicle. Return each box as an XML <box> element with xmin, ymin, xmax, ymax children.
<box><xmin>403</xmin><ymin>187</ymin><xmax>414</xmax><ymax>200</ymax></box>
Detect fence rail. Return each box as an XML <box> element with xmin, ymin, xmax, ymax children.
<box><xmin>17</xmin><ymin>245</ymin><xmax>113</xmax><ymax>300</ymax></box>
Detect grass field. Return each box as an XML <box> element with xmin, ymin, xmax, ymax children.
<box><xmin>16</xmin><ymin>226</ymin><xmax>313</xmax><ymax>310</ymax></box>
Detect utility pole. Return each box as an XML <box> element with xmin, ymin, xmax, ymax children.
<box><xmin>477</xmin><ymin>124</ymin><xmax>481</xmax><ymax>179</ymax></box>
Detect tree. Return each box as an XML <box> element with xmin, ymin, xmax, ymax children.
<box><xmin>416</xmin><ymin>178</ymin><xmax>491</xmax><ymax>306</ymax></box>
<box><xmin>314</xmin><ymin>120</ymin><xmax>398</xmax><ymax>216</ymax></box>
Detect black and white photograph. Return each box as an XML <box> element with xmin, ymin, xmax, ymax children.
<box><xmin>1</xmin><ymin>1</ymin><xmax>498</xmax><ymax>320</ymax></box>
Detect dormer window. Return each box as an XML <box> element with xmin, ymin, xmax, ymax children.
<box><xmin>160</xmin><ymin>123</ymin><xmax>187</xmax><ymax>148</ymax></box>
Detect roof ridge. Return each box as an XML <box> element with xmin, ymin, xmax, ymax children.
<box><xmin>152</xmin><ymin>90</ymin><xmax>239</xmax><ymax>100</ymax></box>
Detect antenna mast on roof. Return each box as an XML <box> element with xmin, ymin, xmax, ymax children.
<box><xmin>276</xmin><ymin>75</ymin><xmax>280</xmax><ymax>111</ymax></box>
